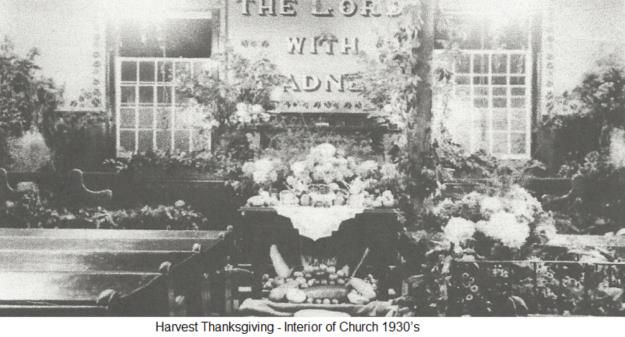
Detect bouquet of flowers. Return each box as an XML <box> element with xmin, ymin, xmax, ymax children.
<box><xmin>232</xmin><ymin>103</ymin><xmax>272</xmax><ymax>125</ymax></box>
<box><xmin>432</xmin><ymin>185</ymin><xmax>556</xmax><ymax>253</ymax></box>
<box><xmin>242</xmin><ymin>143</ymin><xmax>402</xmax><ymax>208</ymax></box>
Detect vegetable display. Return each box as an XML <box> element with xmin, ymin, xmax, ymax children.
<box><xmin>262</xmin><ymin>245</ymin><xmax>379</xmax><ymax>305</ymax></box>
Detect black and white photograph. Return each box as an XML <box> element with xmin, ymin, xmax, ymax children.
<box><xmin>1</xmin><ymin>0</ymin><xmax>625</xmax><ymax>322</ymax></box>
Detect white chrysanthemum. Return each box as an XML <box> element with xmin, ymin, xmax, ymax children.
<box><xmin>251</xmin><ymin>104</ymin><xmax>265</xmax><ymax>115</ymax></box>
<box><xmin>285</xmin><ymin>176</ymin><xmax>297</xmax><ymax>187</ymax></box>
<box><xmin>460</xmin><ymin>191</ymin><xmax>483</xmax><ymax>210</ymax></box>
<box><xmin>480</xmin><ymin>197</ymin><xmax>504</xmax><ymax>218</ymax></box>
<box><xmin>432</xmin><ymin>198</ymin><xmax>458</xmax><ymax>219</ymax></box>
<box><xmin>380</xmin><ymin>163</ymin><xmax>399</xmax><ymax>180</ymax></box>
<box><xmin>505</xmin><ymin>185</ymin><xmax>542</xmax><ymax>210</ymax></box>
<box><xmin>309</xmin><ymin>143</ymin><xmax>337</xmax><ymax>162</ymax></box>
<box><xmin>236</xmin><ymin>102</ymin><xmax>249</xmax><ymax>114</ymax></box>
<box><xmin>291</xmin><ymin>161</ymin><xmax>309</xmax><ymax>180</ymax></box>
<box><xmin>249</xmin><ymin>158</ymin><xmax>280</xmax><ymax>184</ymax></box>
<box><xmin>242</xmin><ymin>162</ymin><xmax>256</xmax><ymax>176</ymax></box>
<box><xmin>444</xmin><ymin>217</ymin><xmax>476</xmax><ymax>244</ymax></box>
<box><xmin>506</xmin><ymin>198</ymin><xmax>535</xmax><ymax>223</ymax></box>
<box><xmin>349</xmin><ymin>178</ymin><xmax>369</xmax><ymax>195</ymax></box>
<box><xmin>533</xmin><ymin>215</ymin><xmax>558</xmax><ymax>240</ymax></box>
<box><xmin>356</xmin><ymin>160</ymin><xmax>378</xmax><ymax>177</ymax></box>
<box><xmin>477</xmin><ymin>211</ymin><xmax>530</xmax><ymax>249</ymax></box>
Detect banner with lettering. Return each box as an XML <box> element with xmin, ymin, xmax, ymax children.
<box><xmin>227</xmin><ymin>0</ymin><xmax>404</xmax><ymax>113</ymax></box>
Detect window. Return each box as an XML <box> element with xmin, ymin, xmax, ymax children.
<box><xmin>435</xmin><ymin>10</ymin><xmax>533</xmax><ymax>159</ymax></box>
<box><xmin>115</xmin><ymin>11</ymin><xmax>218</xmax><ymax>155</ymax></box>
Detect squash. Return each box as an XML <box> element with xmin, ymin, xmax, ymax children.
<box><xmin>303</xmin><ymin>285</ymin><xmax>348</xmax><ymax>301</ymax></box>
<box><xmin>269</xmin><ymin>244</ymin><xmax>292</xmax><ymax>278</ymax></box>
<box><xmin>348</xmin><ymin>278</ymin><xmax>376</xmax><ymax>300</ymax></box>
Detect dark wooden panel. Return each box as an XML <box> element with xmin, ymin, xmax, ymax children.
<box><xmin>0</xmin><ymin>250</ymin><xmax>193</xmax><ymax>273</ymax></box>
<box><xmin>0</xmin><ymin>272</ymin><xmax>161</xmax><ymax>302</ymax></box>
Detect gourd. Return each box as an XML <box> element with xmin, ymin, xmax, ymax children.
<box><xmin>269</xmin><ymin>244</ymin><xmax>292</xmax><ymax>278</ymax></box>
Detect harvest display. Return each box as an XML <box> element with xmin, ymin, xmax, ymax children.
<box><xmin>243</xmin><ymin>144</ymin><xmax>400</xmax><ymax>208</ymax></box>
<box><xmin>262</xmin><ymin>245</ymin><xmax>379</xmax><ymax>305</ymax></box>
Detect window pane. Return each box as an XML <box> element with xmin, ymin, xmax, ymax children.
<box><xmin>511</xmin><ymin>133</ymin><xmax>527</xmax><ymax>155</ymax></box>
<box><xmin>511</xmin><ymin>98</ymin><xmax>526</xmax><ymax>108</ymax></box>
<box><xmin>119</xmin><ymin>19</ymin><xmax>212</xmax><ymax>58</ymax></box>
<box><xmin>140</xmin><ymin>62</ymin><xmax>156</xmax><ymax>82</ymax></box>
<box><xmin>492</xmin><ymin>76</ymin><xmax>507</xmax><ymax>85</ymax></box>
<box><xmin>175</xmin><ymin>87</ymin><xmax>191</xmax><ymax>106</ymax></box>
<box><xmin>121</xmin><ymin>62</ymin><xmax>137</xmax><ymax>82</ymax></box>
<box><xmin>511</xmin><ymin>87</ymin><xmax>526</xmax><ymax>96</ymax></box>
<box><xmin>493</xmin><ymin>109</ymin><xmax>508</xmax><ymax>130</ymax></box>
<box><xmin>458</xmin><ymin>18</ymin><xmax>490</xmax><ymax>49</ymax></box>
<box><xmin>493</xmin><ymin>98</ymin><xmax>507</xmax><ymax>108</ymax></box>
<box><xmin>139</xmin><ymin>87</ymin><xmax>154</xmax><ymax>103</ymax></box>
<box><xmin>511</xmin><ymin>110</ymin><xmax>527</xmax><ymax>131</ymax></box>
<box><xmin>176</xmin><ymin>62</ymin><xmax>193</xmax><ymax>79</ymax></box>
<box><xmin>156</xmin><ymin>131</ymin><xmax>172</xmax><ymax>151</ymax></box>
<box><xmin>121</xmin><ymin>87</ymin><xmax>136</xmax><ymax>105</ymax></box>
<box><xmin>474</xmin><ymin>98</ymin><xmax>488</xmax><ymax>108</ymax></box>
<box><xmin>494</xmin><ymin>18</ymin><xmax>530</xmax><ymax>50</ymax></box>
<box><xmin>157</xmin><ymin>108</ymin><xmax>172</xmax><ymax>129</ymax></box>
<box><xmin>455</xmin><ymin>76</ymin><xmax>470</xmax><ymax>85</ymax></box>
<box><xmin>493</xmin><ymin>87</ymin><xmax>507</xmax><ymax>96</ymax></box>
<box><xmin>473</xmin><ymin>76</ymin><xmax>488</xmax><ymax>85</ymax></box>
<box><xmin>456</xmin><ymin>54</ymin><xmax>471</xmax><ymax>73</ymax></box>
<box><xmin>492</xmin><ymin>133</ymin><xmax>509</xmax><ymax>154</ymax></box>
<box><xmin>119</xmin><ymin>21</ymin><xmax>163</xmax><ymax>57</ymax></box>
<box><xmin>491</xmin><ymin>54</ymin><xmax>507</xmax><ymax>73</ymax></box>
<box><xmin>138</xmin><ymin>131</ymin><xmax>153</xmax><ymax>153</ymax></box>
<box><xmin>474</xmin><ymin>86</ymin><xmax>488</xmax><ymax>96</ymax></box>
<box><xmin>165</xmin><ymin>19</ymin><xmax>212</xmax><ymax>58</ymax></box>
<box><xmin>510</xmin><ymin>55</ymin><xmax>526</xmax><ymax>73</ymax></box>
<box><xmin>174</xmin><ymin>130</ymin><xmax>190</xmax><ymax>152</ymax></box>
<box><xmin>510</xmin><ymin>76</ymin><xmax>525</xmax><ymax>85</ymax></box>
<box><xmin>157</xmin><ymin>86</ymin><xmax>173</xmax><ymax>104</ymax></box>
<box><xmin>473</xmin><ymin>55</ymin><xmax>489</xmax><ymax>73</ymax></box>
<box><xmin>138</xmin><ymin>108</ymin><xmax>153</xmax><ymax>128</ymax></box>
<box><xmin>120</xmin><ymin>131</ymin><xmax>136</xmax><ymax>153</ymax></box>
<box><xmin>475</xmin><ymin>109</ymin><xmax>489</xmax><ymax>150</ymax></box>
<box><xmin>455</xmin><ymin>86</ymin><xmax>470</xmax><ymax>97</ymax></box>
<box><xmin>120</xmin><ymin>108</ymin><xmax>136</xmax><ymax>128</ymax></box>
<box><xmin>157</xmin><ymin>62</ymin><xmax>173</xmax><ymax>83</ymax></box>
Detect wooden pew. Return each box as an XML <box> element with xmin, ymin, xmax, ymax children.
<box><xmin>0</xmin><ymin>229</ymin><xmax>224</xmax><ymax>252</ymax></box>
<box><xmin>0</xmin><ymin>228</ymin><xmax>229</xmax><ymax>316</ymax></box>
<box><xmin>0</xmin><ymin>271</ymin><xmax>166</xmax><ymax>316</ymax></box>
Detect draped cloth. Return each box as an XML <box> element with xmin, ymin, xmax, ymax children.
<box><xmin>273</xmin><ymin>206</ymin><xmax>365</xmax><ymax>241</ymax></box>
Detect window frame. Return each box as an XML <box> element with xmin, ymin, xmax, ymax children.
<box><xmin>113</xmin><ymin>8</ymin><xmax>222</xmax><ymax>156</ymax></box>
<box><xmin>435</xmin><ymin>12</ymin><xmax>535</xmax><ymax>160</ymax></box>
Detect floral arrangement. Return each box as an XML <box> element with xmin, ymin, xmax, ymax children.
<box><xmin>242</xmin><ymin>143</ymin><xmax>401</xmax><ymax>209</ymax></box>
<box><xmin>432</xmin><ymin>185</ymin><xmax>556</xmax><ymax>253</ymax></box>
<box><xmin>175</xmin><ymin>51</ymin><xmax>287</xmax><ymax>130</ymax></box>
<box><xmin>233</xmin><ymin>103</ymin><xmax>272</xmax><ymax>125</ymax></box>
<box><xmin>1</xmin><ymin>195</ymin><xmax>209</xmax><ymax>231</ymax></box>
